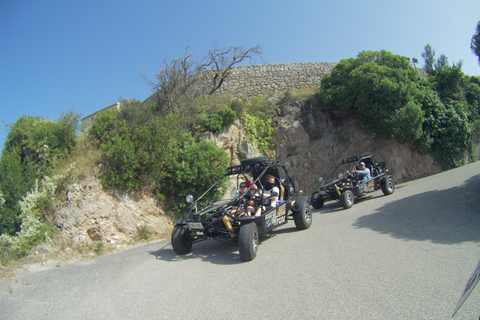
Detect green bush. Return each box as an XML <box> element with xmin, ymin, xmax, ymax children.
<box><xmin>0</xmin><ymin>111</ymin><xmax>79</xmax><ymax>236</ymax></box>
<box><xmin>242</xmin><ymin>112</ymin><xmax>276</xmax><ymax>156</ymax></box>
<box><xmin>89</xmin><ymin>109</ymin><xmax>118</xmax><ymax>143</ymax></box>
<box><xmin>417</xmin><ymin>84</ymin><xmax>473</xmax><ymax>168</ymax></box>
<box><xmin>136</xmin><ymin>225</ymin><xmax>152</xmax><ymax>240</ymax></box>
<box><xmin>203</xmin><ymin>108</ymin><xmax>237</xmax><ymax>133</ymax></box>
<box><xmin>117</xmin><ymin>99</ymin><xmax>156</xmax><ymax>129</ymax></box>
<box><xmin>88</xmin><ymin>241</ymin><xmax>104</xmax><ymax>256</ymax></box>
<box><xmin>318</xmin><ymin>50</ymin><xmax>423</xmax><ymax>141</ymax></box>
<box><xmin>0</xmin><ymin>176</ymin><xmax>57</xmax><ymax>265</ymax></box>
<box><xmin>204</xmin><ymin>113</ymin><xmax>224</xmax><ymax>133</ymax></box>
<box><xmin>91</xmin><ymin>112</ymin><xmax>229</xmax><ymax>214</ymax></box>
<box><xmin>217</xmin><ymin>108</ymin><xmax>237</xmax><ymax>129</ymax></box>
<box><xmin>317</xmin><ymin>49</ymin><xmax>478</xmax><ymax>169</ymax></box>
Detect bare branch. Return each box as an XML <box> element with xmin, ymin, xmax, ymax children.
<box><xmin>202</xmin><ymin>44</ymin><xmax>263</xmax><ymax>95</ymax></box>
<box><xmin>142</xmin><ymin>44</ymin><xmax>263</xmax><ymax>113</ymax></box>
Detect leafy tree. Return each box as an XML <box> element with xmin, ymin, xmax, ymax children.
<box><xmin>416</xmin><ymin>82</ymin><xmax>472</xmax><ymax>168</ymax></box>
<box><xmin>421</xmin><ymin>44</ymin><xmax>463</xmax><ymax>75</ymax></box>
<box><xmin>411</xmin><ymin>57</ymin><xmax>419</xmax><ymax>68</ymax></box>
<box><xmin>317</xmin><ymin>49</ymin><xmax>477</xmax><ymax>169</ymax></box>
<box><xmin>434</xmin><ymin>54</ymin><xmax>449</xmax><ymax>71</ymax></box>
<box><xmin>422</xmin><ymin>44</ymin><xmax>436</xmax><ymax>75</ymax></box>
<box><xmin>431</xmin><ymin>65</ymin><xmax>465</xmax><ymax>102</ymax></box>
<box><xmin>318</xmin><ymin>50</ymin><xmax>423</xmax><ymax>142</ymax></box>
<box><xmin>89</xmin><ymin>109</ymin><xmax>118</xmax><ymax>143</ymax></box>
<box><xmin>471</xmin><ymin>21</ymin><xmax>480</xmax><ymax>66</ymax></box>
<box><xmin>116</xmin><ymin>99</ymin><xmax>156</xmax><ymax>129</ymax></box>
<box><xmin>464</xmin><ymin>76</ymin><xmax>480</xmax><ymax>120</ymax></box>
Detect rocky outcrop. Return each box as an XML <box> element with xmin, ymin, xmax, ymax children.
<box><xmin>203</xmin><ymin>106</ymin><xmax>448</xmax><ymax>195</ymax></box>
<box><xmin>203</xmin><ymin>119</ymin><xmax>261</xmax><ymax>166</ymax></box>
<box><xmin>275</xmin><ymin>106</ymin><xmax>444</xmax><ymax>193</ymax></box>
<box><xmin>55</xmin><ymin>178</ymin><xmax>172</xmax><ymax>250</ymax></box>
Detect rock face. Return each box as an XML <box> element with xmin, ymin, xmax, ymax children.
<box><xmin>203</xmin><ymin>119</ymin><xmax>261</xmax><ymax>166</ymax></box>
<box><xmin>206</xmin><ymin>106</ymin><xmax>451</xmax><ymax>195</ymax></box>
<box><xmin>275</xmin><ymin>107</ymin><xmax>444</xmax><ymax>193</ymax></box>
<box><xmin>55</xmin><ymin>178</ymin><xmax>172</xmax><ymax>249</ymax></box>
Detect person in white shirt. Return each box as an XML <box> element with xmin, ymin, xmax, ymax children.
<box><xmin>255</xmin><ymin>174</ymin><xmax>279</xmax><ymax>216</ymax></box>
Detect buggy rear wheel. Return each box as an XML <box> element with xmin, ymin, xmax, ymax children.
<box><xmin>171</xmin><ymin>225</ymin><xmax>193</xmax><ymax>254</ymax></box>
<box><xmin>310</xmin><ymin>192</ymin><xmax>324</xmax><ymax>209</ymax></box>
<box><xmin>340</xmin><ymin>190</ymin><xmax>354</xmax><ymax>209</ymax></box>
<box><xmin>239</xmin><ymin>222</ymin><xmax>258</xmax><ymax>261</ymax></box>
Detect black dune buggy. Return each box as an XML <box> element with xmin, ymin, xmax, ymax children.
<box><xmin>171</xmin><ymin>157</ymin><xmax>312</xmax><ymax>261</ymax></box>
<box><xmin>310</xmin><ymin>153</ymin><xmax>395</xmax><ymax>210</ymax></box>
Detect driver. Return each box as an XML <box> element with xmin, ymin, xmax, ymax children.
<box><xmin>352</xmin><ymin>162</ymin><xmax>371</xmax><ymax>182</ymax></box>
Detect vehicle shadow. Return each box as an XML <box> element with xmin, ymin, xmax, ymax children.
<box><xmin>148</xmin><ymin>241</ymin><xmax>244</xmax><ymax>265</ymax></box>
<box><xmin>353</xmin><ymin>174</ymin><xmax>480</xmax><ymax>244</ymax></box>
<box><xmin>148</xmin><ymin>223</ymin><xmax>301</xmax><ymax>264</ymax></box>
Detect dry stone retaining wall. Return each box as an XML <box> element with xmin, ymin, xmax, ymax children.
<box><xmin>144</xmin><ymin>62</ymin><xmax>337</xmax><ymax>104</ymax></box>
<box><xmin>207</xmin><ymin>62</ymin><xmax>337</xmax><ymax>99</ymax></box>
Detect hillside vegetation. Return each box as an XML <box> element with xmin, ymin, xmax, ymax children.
<box><xmin>1</xmin><ymin>49</ymin><xmax>480</xmax><ymax>266</ymax></box>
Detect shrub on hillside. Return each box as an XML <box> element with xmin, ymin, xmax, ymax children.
<box><xmin>316</xmin><ymin>49</ymin><xmax>478</xmax><ymax>169</ymax></box>
<box><xmin>0</xmin><ymin>111</ymin><xmax>79</xmax><ymax>236</ymax></box>
<box><xmin>91</xmin><ymin>112</ymin><xmax>229</xmax><ymax>214</ymax></box>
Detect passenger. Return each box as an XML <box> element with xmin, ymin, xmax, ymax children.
<box><xmin>241</xmin><ymin>180</ymin><xmax>256</xmax><ymax>195</ymax></box>
<box><xmin>255</xmin><ymin>175</ymin><xmax>279</xmax><ymax>217</ymax></box>
<box><xmin>230</xmin><ymin>181</ymin><xmax>256</xmax><ymax>216</ymax></box>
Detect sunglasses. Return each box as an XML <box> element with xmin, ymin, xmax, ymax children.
<box><xmin>240</xmin><ymin>185</ymin><xmax>247</xmax><ymax>188</ymax></box>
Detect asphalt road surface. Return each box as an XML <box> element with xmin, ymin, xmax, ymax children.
<box><xmin>1</xmin><ymin>161</ymin><xmax>480</xmax><ymax>319</ymax></box>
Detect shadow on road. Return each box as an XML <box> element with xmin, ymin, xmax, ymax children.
<box><xmin>148</xmin><ymin>240</ymin><xmax>244</xmax><ymax>265</ymax></box>
<box><xmin>353</xmin><ymin>174</ymin><xmax>480</xmax><ymax>244</ymax></box>
<box><xmin>147</xmin><ymin>224</ymin><xmax>300</xmax><ymax>264</ymax></box>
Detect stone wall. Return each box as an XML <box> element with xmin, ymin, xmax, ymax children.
<box><xmin>143</xmin><ymin>62</ymin><xmax>337</xmax><ymax>105</ymax></box>
<box><xmin>206</xmin><ymin>62</ymin><xmax>337</xmax><ymax>99</ymax></box>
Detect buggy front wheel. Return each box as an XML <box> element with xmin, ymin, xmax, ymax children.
<box><xmin>293</xmin><ymin>205</ymin><xmax>312</xmax><ymax>230</ymax></box>
<box><xmin>171</xmin><ymin>225</ymin><xmax>193</xmax><ymax>254</ymax></box>
<box><xmin>340</xmin><ymin>190</ymin><xmax>354</xmax><ymax>209</ymax></box>
<box><xmin>381</xmin><ymin>177</ymin><xmax>395</xmax><ymax>195</ymax></box>
<box><xmin>239</xmin><ymin>222</ymin><xmax>259</xmax><ymax>261</ymax></box>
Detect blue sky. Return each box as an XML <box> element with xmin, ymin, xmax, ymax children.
<box><xmin>1</xmin><ymin>0</ymin><xmax>480</xmax><ymax>152</ymax></box>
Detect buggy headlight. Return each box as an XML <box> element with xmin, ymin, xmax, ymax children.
<box><xmin>231</xmin><ymin>188</ymin><xmax>240</xmax><ymax>199</ymax></box>
<box><xmin>186</xmin><ymin>194</ymin><xmax>194</xmax><ymax>203</ymax></box>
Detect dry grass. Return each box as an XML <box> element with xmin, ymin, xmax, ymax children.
<box><xmin>288</xmin><ymin>88</ymin><xmax>317</xmax><ymax>101</ymax></box>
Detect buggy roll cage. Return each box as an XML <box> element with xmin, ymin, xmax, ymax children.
<box><xmin>188</xmin><ymin>159</ymin><xmax>290</xmax><ymax>215</ymax></box>
<box><xmin>326</xmin><ymin>153</ymin><xmax>386</xmax><ymax>181</ymax></box>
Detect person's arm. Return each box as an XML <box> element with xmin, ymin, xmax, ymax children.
<box><xmin>268</xmin><ymin>187</ymin><xmax>279</xmax><ymax>199</ymax></box>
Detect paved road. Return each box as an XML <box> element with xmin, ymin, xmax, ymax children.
<box><xmin>1</xmin><ymin>162</ymin><xmax>480</xmax><ymax>319</ymax></box>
